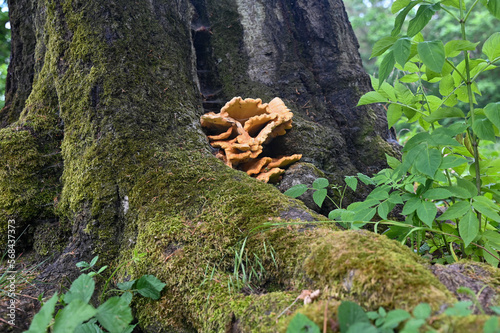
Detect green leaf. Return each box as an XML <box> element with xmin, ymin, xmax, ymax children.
<box><xmin>412</xmin><ymin>303</ymin><xmax>431</xmax><ymax>320</ymax></box>
<box><xmin>284</xmin><ymin>184</ymin><xmax>308</xmax><ymax>198</ymax></box>
<box><xmin>414</xmin><ymin>148</ymin><xmax>442</xmax><ymax>178</ymax></box>
<box><xmin>117</xmin><ymin>280</ymin><xmax>136</xmax><ymax>291</ymax></box>
<box><xmin>392</xmin><ymin>0</ymin><xmax>410</xmax><ymax>13</ymax></box>
<box><xmin>483</xmin><ymin>32</ymin><xmax>500</xmax><ymax>61</ymax></box>
<box><xmin>424</xmin><ymin>107</ymin><xmax>463</xmax><ymax>123</ymax></box>
<box><xmin>392</xmin><ymin>1</ymin><xmax>422</xmax><ymax>36</ymax></box>
<box><xmin>120</xmin><ymin>292</ymin><xmax>133</xmax><ymax>305</ymax></box>
<box><xmin>96</xmin><ymin>297</ymin><xmax>133</xmax><ymax>333</ymax></box>
<box><xmin>367</xmin><ymin>186</ymin><xmax>390</xmax><ymax>200</ymax></box>
<box><xmin>75</xmin><ymin>321</ymin><xmax>104</xmax><ymax>333</ymax></box>
<box><xmin>389</xmin><ymin>192</ymin><xmax>404</xmax><ymax>204</ymax></box>
<box><xmin>437</xmin><ymin>201</ymin><xmax>471</xmax><ymax>220</ymax></box>
<box><xmin>473</xmin><ymin>196</ymin><xmax>500</xmax><ymax>222</ymax></box>
<box><xmin>480</xmin><ymin>0</ymin><xmax>500</xmax><ymax>20</ymax></box>
<box><xmin>89</xmin><ymin>256</ymin><xmax>99</xmax><ymax>267</ymax></box>
<box><xmin>402</xmin><ymin>196</ymin><xmax>421</xmax><ymax>215</ymax></box>
<box><xmin>408</xmin><ymin>4</ymin><xmax>440</xmax><ymax>37</ymax></box>
<box><xmin>444</xmin><ymin>40</ymin><xmax>479</xmax><ymax>58</ymax></box>
<box><xmin>418</xmin><ymin>41</ymin><xmax>445</xmax><ymax>73</ymax></box>
<box><xmin>393</xmin><ymin>38</ymin><xmax>412</xmax><ymax>67</ymax></box>
<box><xmin>378</xmin><ymin>201</ymin><xmax>390</xmax><ymax>220</ymax></box>
<box><xmin>329</xmin><ymin>209</ymin><xmax>345</xmax><ymax>220</ymax></box>
<box><xmin>371</xmin><ymin>36</ymin><xmax>398</xmax><ymax>58</ymax></box>
<box><xmin>135</xmin><ymin>275</ymin><xmax>166</xmax><ymax>300</ymax></box>
<box><xmin>417</xmin><ymin>200</ymin><xmax>437</xmax><ymax>227</ymax></box>
<box><xmin>313</xmin><ymin>189</ymin><xmax>327</xmax><ymax>208</ymax></box>
<box><xmin>387</xmin><ymin>103</ymin><xmax>403</xmax><ymax>128</ymax></box>
<box><xmin>312</xmin><ymin>177</ymin><xmax>329</xmax><ymax>189</ymax></box>
<box><xmin>346</xmin><ymin>322</ymin><xmax>378</xmax><ymax>333</ymax></box>
<box><xmin>441</xmin><ymin>0</ymin><xmax>465</xmax><ymax>9</ymax></box>
<box><xmin>382</xmin><ymin>309</ymin><xmax>411</xmax><ymax>329</ymax></box>
<box><xmin>357</xmin><ymin>91</ymin><xmax>388</xmax><ymax>106</ymax></box>
<box><xmin>53</xmin><ymin>300</ymin><xmax>97</xmax><ymax>333</ymax></box>
<box><xmin>483</xmin><ymin>242</ymin><xmax>500</xmax><ymax>266</ymax></box>
<box><xmin>429</xmin><ymin>133</ymin><xmax>461</xmax><ymax>147</ymax></box>
<box><xmin>345</xmin><ymin>176</ymin><xmax>358</xmax><ymax>192</ymax></box>
<box><xmin>399</xmin><ymin>73</ymin><xmax>420</xmax><ymax>82</ymax></box>
<box><xmin>379</xmin><ymin>81</ymin><xmax>398</xmax><ymax>101</ymax></box>
<box><xmin>403</xmin><ymin>132</ymin><xmax>432</xmax><ymax>152</ymax></box>
<box><xmin>379</xmin><ymin>51</ymin><xmax>395</xmax><ymax>88</ymax></box>
<box><xmin>287</xmin><ymin>313</ymin><xmax>320</xmax><ymax>333</ymax></box>
<box><xmin>402</xmin><ymin>318</ymin><xmax>427</xmax><ymax>332</ymax></box>
<box><xmin>484</xmin><ymin>102</ymin><xmax>500</xmax><ymax>130</ymax></box>
<box><xmin>457</xmin><ymin>178</ymin><xmax>478</xmax><ymax>198</ymax></box>
<box><xmin>440</xmin><ymin>155</ymin><xmax>468</xmax><ymax>169</ymax></box>
<box><xmin>395</xmin><ymin>81</ymin><xmax>415</xmax><ymax>104</ymax></box>
<box><xmin>439</xmin><ymin>74</ymin><xmax>455</xmax><ymax>96</ymax></box>
<box><xmin>351</xmin><ymin>206</ymin><xmax>377</xmax><ymax>222</ymax></box>
<box><xmin>338</xmin><ymin>301</ymin><xmax>369</xmax><ymax>333</ymax></box>
<box><xmin>64</xmin><ymin>274</ymin><xmax>95</xmax><ymax>305</ymax></box>
<box><xmin>357</xmin><ymin>173</ymin><xmax>375</xmax><ymax>185</ymax></box>
<box><xmin>386</xmin><ymin>153</ymin><xmax>401</xmax><ymax>169</ymax></box>
<box><xmin>459</xmin><ymin>209</ymin><xmax>479</xmax><ymax>248</ymax></box>
<box><xmin>444</xmin><ymin>301</ymin><xmax>473</xmax><ymax>316</ymax></box>
<box><xmin>25</xmin><ymin>293</ymin><xmax>59</xmax><ymax>333</ymax></box>
<box><xmin>472</xmin><ymin>116</ymin><xmax>496</xmax><ymax>141</ymax></box>
<box><xmin>422</xmin><ymin>188</ymin><xmax>453</xmax><ymax>200</ymax></box>
<box><xmin>483</xmin><ymin>317</ymin><xmax>500</xmax><ymax>333</ymax></box>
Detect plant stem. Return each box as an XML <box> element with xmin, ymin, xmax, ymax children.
<box><xmin>459</xmin><ymin>0</ymin><xmax>482</xmax><ymax>227</ymax></box>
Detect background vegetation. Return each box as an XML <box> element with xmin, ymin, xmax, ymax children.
<box><xmin>0</xmin><ymin>2</ymin><xmax>10</xmax><ymax>109</ymax></box>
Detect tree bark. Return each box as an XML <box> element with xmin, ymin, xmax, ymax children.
<box><xmin>1</xmin><ymin>0</ymin><xmax>496</xmax><ymax>332</ymax></box>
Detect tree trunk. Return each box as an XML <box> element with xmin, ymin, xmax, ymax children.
<box><xmin>1</xmin><ymin>0</ymin><xmax>495</xmax><ymax>332</ymax></box>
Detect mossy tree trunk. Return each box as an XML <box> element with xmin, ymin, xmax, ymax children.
<box><xmin>1</xmin><ymin>0</ymin><xmax>483</xmax><ymax>332</ymax></box>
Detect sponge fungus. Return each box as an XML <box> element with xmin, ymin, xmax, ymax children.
<box><xmin>200</xmin><ymin>97</ymin><xmax>301</xmax><ymax>183</ymax></box>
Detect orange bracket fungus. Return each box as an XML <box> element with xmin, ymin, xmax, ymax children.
<box><xmin>201</xmin><ymin>97</ymin><xmax>302</xmax><ymax>183</ymax></box>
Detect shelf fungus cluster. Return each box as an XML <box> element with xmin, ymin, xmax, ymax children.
<box><xmin>201</xmin><ymin>97</ymin><xmax>302</xmax><ymax>183</ymax></box>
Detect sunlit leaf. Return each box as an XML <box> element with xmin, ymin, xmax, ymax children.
<box><xmin>418</xmin><ymin>41</ymin><xmax>445</xmax><ymax>73</ymax></box>
<box><xmin>482</xmin><ymin>32</ymin><xmax>500</xmax><ymax>61</ymax></box>
<box><xmin>313</xmin><ymin>189</ymin><xmax>327</xmax><ymax>208</ymax></box>
<box><xmin>408</xmin><ymin>4</ymin><xmax>440</xmax><ymax>37</ymax></box>
<box><xmin>484</xmin><ymin>102</ymin><xmax>500</xmax><ymax>130</ymax></box>
<box><xmin>445</xmin><ymin>40</ymin><xmax>479</xmax><ymax>58</ymax></box>
<box><xmin>25</xmin><ymin>293</ymin><xmax>59</xmax><ymax>333</ymax></box>
<box><xmin>472</xmin><ymin>116</ymin><xmax>496</xmax><ymax>142</ymax></box>
<box><xmin>387</xmin><ymin>103</ymin><xmax>403</xmax><ymax>128</ymax></box>
<box><xmin>312</xmin><ymin>177</ymin><xmax>329</xmax><ymax>189</ymax></box>
<box><xmin>284</xmin><ymin>184</ymin><xmax>308</xmax><ymax>198</ymax></box>
<box><xmin>371</xmin><ymin>36</ymin><xmax>398</xmax><ymax>58</ymax></box>
<box><xmin>53</xmin><ymin>300</ymin><xmax>97</xmax><ymax>333</ymax></box>
<box><xmin>414</xmin><ymin>148</ymin><xmax>442</xmax><ymax>178</ymax></box>
<box><xmin>392</xmin><ymin>1</ymin><xmax>422</xmax><ymax>36</ymax></box>
<box><xmin>345</xmin><ymin>176</ymin><xmax>358</xmax><ymax>192</ymax></box>
<box><xmin>417</xmin><ymin>200</ymin><xmax>437</xmax><ymax>227</ymax></box>
<box><xmin>393</xmin><ymin>38</ymin><xmax>412</xmax><ymax>66</ymax></box>
<box><xmin>379</xmin><ymin>51</ymin><xmax>395</xmax><ymax>88</ymax></box>
<box><xmin>480</xmin><ymin>0</ymin><xmax>500</xmax><ymax>20</ymax></box>
<box><xmin>459</xmin><ymin>210</ymin><xmax>479</xmax><ymax>248</ymax></box>
<box><xmin>357</xmin><ymin>91</ymin><xmax>388</xmax><ymax>106</ymax></box>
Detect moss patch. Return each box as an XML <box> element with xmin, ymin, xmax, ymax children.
<box><xmin>302</xmin><ymin>230</ymin><xmax>456</xmax><ymax>311</ymax></box>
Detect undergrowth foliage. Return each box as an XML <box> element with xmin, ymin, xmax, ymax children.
<box><xmin>287</xmin><ymin>0</ymin><xmax>500</xmax><ymax>266</ymax></box>
<box><xmin>287</xmin><ymin>298</ymin><xmax>500</xmax><ymax>333</ymax></box>
<box><xmin>24</xmin><ymin>252</ymin><xmax>166</xmax><ymax>333</ymax></box>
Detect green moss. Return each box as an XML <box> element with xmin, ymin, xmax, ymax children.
<box><xmin>33</xmin><ymin>222</ymin><xmax>67</xmax><ymax>256</ymax></box>
<box><xmin>302</xmin><ymin>230</ymin><xmax>456</xmax><ymax>311</ymax></box>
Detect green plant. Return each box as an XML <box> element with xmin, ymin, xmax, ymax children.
<box><xmin>287</xmin><ymin>300</ymin><xmax>500</xmax><ymax>333</ymax></box>
<box><xmin>352</xmin><ymin>0</ymin><xmax>500</xmax><ymax>265</ymax></box>
<box><xmin>24</xmin><ymin>254</ymin><xmax>165</xmax><ymax>333</ymax></box>
<box><xmin>201</xmin><ymin>238</ymin><xmax>278</xmax><ymax>295</ymax></box>
<box><xmin>287</xmin><ymin>0</ymin><xmax>500</xmax><ymax>265</ymax></box>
